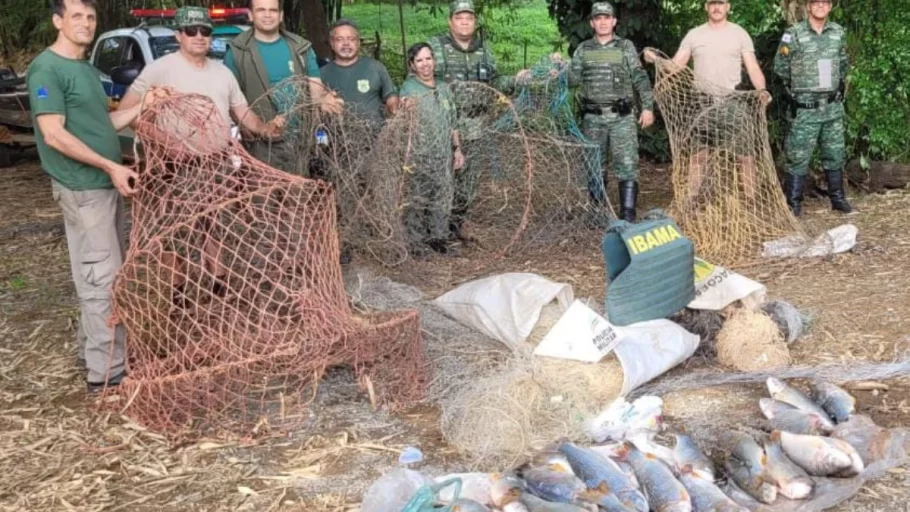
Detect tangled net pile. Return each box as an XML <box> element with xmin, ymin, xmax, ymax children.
<box><xmin>249</xmin><ymin>64</ymin><xmax>611</xmax><ymax>265</ymax></box>
<box><xmin>110</xmin><ymin>92</ymin><xmax>427</xmax><ymax>437</ymax></box>
<box><xmin>651</xmin><ymin>54</ymin><xmax>802</xmax><ymax>265</ymax></box>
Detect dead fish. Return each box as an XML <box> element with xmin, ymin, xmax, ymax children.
<box><xmin>621</xmin><ymin>444</ymin><xmax>692</xmax><ymax>512</ymax></box>
<box><xmin>678</xmin><ymin>468</ymin><xmax>747</xmax><ymax>512</ymax></box>
<box><xmin>769</xmin><ymin>408</ymin><xmax>833</xmax><ymax>436</ymax></box>
<box><xmin>766</xmin><ymin>378</ymin><xmax>835</xmax><ymax>428</ymax></box>
<box><xmin>517</xmin><ymin>493</ymin><xmax>592</xmax><ymax>512</ymax></box>
<box><xmin>521</xmin><ymin>466</ymin><xmax>588</xmax><ymax>504</ymax></box>
<box><xmin>778</xmin><ymin>431</ymin><xmax>853</xmax><ymax>476</ymax></box>
<box><xmin>532</xmin><ymin>451</ymin><xmax>576</xmax><ymax>475</ymax></box>
<box><xmin>492</xmin><ymin>475</ymin><xmax>527</xmax><ymax>508</ymax></box>
<box><xmin>724</xmin><ymin>457</ymin><xmax>777</xmax><ymax>504</ymax></box>
<box><xmin>559</xmin><ymin>442</ymin><xmax>647</xmax><ymax>512</ymax></box>
<box><xmin>810</xmin><ymin>380</ymin><xmax>856</xmax><ymax>423</ymax></box>
<box><xmin>764</xmin><ymin>431</ymin><xmax>814</xmax><ymax>499</ymax></box>
<box><xmin>451</xmin><ymin>498</ymin><xmax>491</xmax><ymax>512</ymax></box>
<box><xmin>759</xmin><ymin>398</ymin><xmax>798</xmax><ymax>419</ymax></box>
<box><xmin>823</xmin><ymin>437</ymin><xmax>865</xmax><ymax>477</ymax></box>
<box><xmin>673</xmin><ymin>434</ymin><xmax>714</xmax><ymax>480</ymax></box>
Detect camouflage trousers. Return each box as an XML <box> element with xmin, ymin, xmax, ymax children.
<box><xmin>784</xmin><ymin>102</ymin><xmax>846</xmax><ymax>177</ymax></box>
<box><xmin>404</xmin><ymin>153</ymin><xmax>454</xmax><ymax>245</ymax></box>
<box><xmin>582</xmin><ymin>112</ymin><xmax>639</xmax><ymax>200</ymax></box>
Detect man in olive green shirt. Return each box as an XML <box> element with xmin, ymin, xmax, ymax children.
<box><xmin>321</xmin><ymin>19</ymin><xmax>399</xmax><ymax>126</ymax></box>
<box><xmin>28</xmin><ymin>0</ymin><xmax>149</xmax><ymax>391</ymax></box>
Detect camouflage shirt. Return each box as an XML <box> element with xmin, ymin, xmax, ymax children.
<box><xmin>427</xmin><ymin>33</ymin><xmax>513</xmax><ymax>92</ymax></box>
<box><xmin>569</xmin><ymin>36</ymin><xmax>653</xmax><ymax>110</ymax></box>
<box><xmin>774</xmin><ymin>20</ymin><xmax>849</xmax><ymax>101</ymax></box>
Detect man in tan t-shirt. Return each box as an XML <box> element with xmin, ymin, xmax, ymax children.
<box><xmin>647</xmin><ymin>0</ymin><xmax>770</xmax><ymax>201</ymax></box>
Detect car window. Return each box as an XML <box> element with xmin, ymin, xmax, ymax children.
<box><xmin>122</xmin><ymin>37</ymin><xmax>146</xmax><ymax>69</ymax></box>
<box><xmin>94</xmin><ymin>37</ymin><xmax>125</xmax><ymax>75</ymax></box>
<box><xmin>150</xmin><ymin>36</ymin><xmax>180</xmax><ymax>60</ymax></box>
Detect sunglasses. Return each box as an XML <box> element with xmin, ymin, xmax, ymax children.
<box><xmin>182</xmin><ymin>26</ymin><xmax>213</xmax><ymax>37</ymax></box>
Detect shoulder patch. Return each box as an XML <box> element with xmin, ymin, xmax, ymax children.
<box><xmin>36</xmin><ymin>85</ymin><xmax>48</xmax><ymax>99</ymax></box>
<box><xmin>781</xmin><ymin>33</ymin><xmax>792</xmax><ymax>43</ymax></box>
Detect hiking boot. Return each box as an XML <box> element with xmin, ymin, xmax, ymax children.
<box><xmin>784</xmin><ymin>173</ymin><xmax>804</xmax><ymax>217</ymax></box>
<box><xmin>824</xmin><ymin>168</ymin><xmax>855</xmax><ymax>214</ymax></box>
<box><xmin>86</xmin><ymin>371</ymin><xmax>126</xmax><ymax>394</ymax></box>
<box><xmin>618</xmin><ymin>180</ymin><xmax>639</xmax><ymax>223</ymax></box>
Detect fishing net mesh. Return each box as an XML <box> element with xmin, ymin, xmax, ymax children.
<box><xmin>248</xmin><ymin>68</ymin><xmax>612</xmax><ymax>265</ymax></box>
<box><xmin>650</xmin><ymin>53</ymin><xmax>803</xmax><ymax>265</ymax></box>
<box><xmin>109</xmin><ymin>90</ymin><xmax>427</xmax><ymax>437</ymax></box>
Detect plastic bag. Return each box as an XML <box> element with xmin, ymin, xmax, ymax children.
<box><xmin>586</xmin><ymin>396</ymin><xmax>664</xmax><ymax>442</ymax></box>
<box><xmin>687</xmin><ymin>257</ymin><xmax>767</xmax><ymax>311</ymax></box>
<box><xmin>434</xmin><ymin>273</ymin><xmax>574</xmax><ymax>352</ymax></box>
<box><xmin>613</xmin><ymin>319</ymin><xmax>700</xmax><ymax>395</ymax></box>
<box><xmin>434</xmin><ymin>473</ymin><xmax>495</xmax><ymax>504</ymax></box>
<box><xmin>361</xmin><ymin>468</ymin><xmax>435</xmax><ymax>512</ymax></box>
<box><xmin>762</xmin><ymin>224</ymin><xmax>858</xmax><ymax>258</ymax></box>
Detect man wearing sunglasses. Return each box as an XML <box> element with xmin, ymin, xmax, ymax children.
<box><xmin>119</xmin><ymin>6</ymin><xmax>282</xmax><ymax>141</ymax></box>
<box><xmin>774</xmin><ymin>0</ymin><xmax>853</xmax><ymax>216</ymax></box>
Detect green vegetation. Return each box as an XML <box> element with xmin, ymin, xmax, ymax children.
<box><xmin>343</xmin><ymin>0</ymin><xmax>565</xmax><ymax>80</ymax></box>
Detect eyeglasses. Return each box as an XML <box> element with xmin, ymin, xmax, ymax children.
<box><xmin>182</xmin><ymin>26</ymin><xmax>213</xmax><ymax>37</ymax></box>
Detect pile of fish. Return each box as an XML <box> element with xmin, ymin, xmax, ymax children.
<box><xmin>410</xmin><ymin>378</ymin><xmax>865</xmax><ymax>511</ymax></box>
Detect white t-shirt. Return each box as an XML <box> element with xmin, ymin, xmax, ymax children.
<box><xmin>679</xmin><ymin>22</ymin><xmax>755</xmax><ymax>91</ymax></box>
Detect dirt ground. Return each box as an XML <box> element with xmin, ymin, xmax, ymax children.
<box><xmin>1</xmin><ymin>154</ymin><xmax>909</xmax><ymax>511</ymax></box>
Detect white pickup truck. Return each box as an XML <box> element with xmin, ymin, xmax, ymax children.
<box><xmin>0</xmin><ymin>7</ymin><xmax>248</xmax><ymax>166</ymax></box>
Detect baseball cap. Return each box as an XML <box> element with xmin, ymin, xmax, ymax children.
<box><xmin>450</xmin><ymin>0</ymin><xmax>475</xmax><ymax>16</ymax></box>
<box><xmin>175</xmin><ymin>6</ymin><xmax>213</xmax><ymax>29</ymax></box>
<box><xmin>590</xmin><ymin>2</ymin><xmax>615</xmax><ymax>18</ymax></box>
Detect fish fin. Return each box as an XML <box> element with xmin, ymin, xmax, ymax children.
<box><xmin>769</xmin><ymin>430</ymin><xmax>781</xmax><ymax>442</ymax></box>
<box><xmin>645</xmin><ymin>453</ymin><xmax>657</xmax><ymax>461</ymax></box>
<box><xmin>679</xmin><ymin>464</ymin><xmax>694</xmax><ymax>474</ymax></box>
<box><xmin>613</xmin><ymin>443</ymin><xmax>631</xmax><ymax>461</ymax></box>
<box><xmin>548</xmin><ymin>463</ymin><xmax>568</xmax><ymax>473</ymax></box>
<box><xmin>578</xmin><ymin>490</ymin><xmax>606</xmax><ymax>503</ymax></box>
<box><xmin>595</xmin><ymin>481</ymin><xmax>611</xmax><ymax>494</ymax></box>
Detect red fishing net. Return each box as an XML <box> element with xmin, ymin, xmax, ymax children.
<box><xmin>110</xmin><ymin>91</ymin><xmax>427</xmax><ymax>437</ymax></box>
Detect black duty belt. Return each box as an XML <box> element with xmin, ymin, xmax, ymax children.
<box><xmin>583</xmin><ymin>99</ymin><xmax>632</xmax><ymax>116</ymax></box>
<box><xmin>795</xmin><ymin>91</ymin><xmax>841</xmax><ymax>110</ymax></box>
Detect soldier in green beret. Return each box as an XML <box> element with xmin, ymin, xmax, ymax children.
<box><xmin>566</xmin><ymin>2</ymin><xmax>655</xmax><ymax>222</ymax></box>
<box><xmin>774</xmin><ymin>0</ymin><xmax>853</xmax><ymax>216</ymax></box>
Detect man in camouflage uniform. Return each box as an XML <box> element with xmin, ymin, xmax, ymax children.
<box><xmin>569</xmin><ymin>2</ymin><xmax>654</xmax><ymax>222</ymax></box>
<box><xmin>427</xmin><ymin>0</ymin><xmax>531</xmax><ymax>240</ymax></box>
<box><xmin>774</xmin><ymin>0</ymin><xmax>853</xmax><ymax>216</ymax></box>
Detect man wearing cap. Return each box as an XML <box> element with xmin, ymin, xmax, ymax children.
<box><xmin>224</xmin><ymin>0</ymin><xmax>343</xmax><ymax>174</ymax></box>
<box><xmin>774</xmin><ymin>0</ymin><xmax>853</xmax><ymax>216</ymax></box>
<box><xmin>427</xmin><ymin>0</ymin><xmax>532</xmax><ymax>241</ymax></box>
<box><xmin>567</xmin><ymin>2</ymin><xmax>654</xmax><ymax>222</ymax></box>
<box><xmin>321</xmin><ymin>18</ymin><xmax>399</xmax><ymax>126</ymax></box>
<box><xmin>647</xmin><ymin>0</ymin><xmax>770</xmax><ymax>204</ymax></box>
<box><xmin>119</xmin><ymin>6</ymin><xmax>281</xmax><ymax>141</ymax></box>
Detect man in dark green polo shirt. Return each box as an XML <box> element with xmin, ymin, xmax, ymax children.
<box><xmin>224</xmin><ymin>0</ymin><xmax>343</xmax><ymax>174</ymax></box>
<box><xmin>321</xmin><ymin>19</ymin><xmax>399</xmax><ymax>126</ymax></box>
<box><xmin>27</xmin><ymin>0</ymin><xmax>149</xmax><ymax>392</ymax></box>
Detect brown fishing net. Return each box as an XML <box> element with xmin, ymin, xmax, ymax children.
<box><xmin>650</xmin><ymin>53</ymin><xmax>803</xmax><ymax>265</ymax></box>
<box><xmin>110</xmin><ymin>91</ymin><xmax>427</xmax><ymax>437</ymax></box>
<box><xmin>246</xmin><ymin>73</ymin><xmax>612</xmax><ymax>265</ymax></box>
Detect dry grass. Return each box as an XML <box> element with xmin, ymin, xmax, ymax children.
<box><xmin>716</xmin><ymin>309</ymin><xmax>791</xmax><ymax>371</ymax></box>
<box><xmin>1</xmin><ymin>161</ymin><xmax>909</xmax><ymax>510</ymax></box>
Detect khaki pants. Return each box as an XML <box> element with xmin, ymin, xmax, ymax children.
<box><xmin>52</xmin><ymin>181</ymin><xmax>127</xmax><ymax>383</ymax></box>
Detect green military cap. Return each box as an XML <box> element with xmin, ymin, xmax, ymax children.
<box><xmin>590</xmin><ymin>2</ymin><xmax>615</xmax><ymax>18</ymax></box>
<box><xmin>449</xmin><ymin>0</ymin><xmax>475</xmax><ymax>16</ymax></box>
<box><xmin>175</xmin><ymin>6</ymin><xmax>213</xmax><ymax>29</ymax></box>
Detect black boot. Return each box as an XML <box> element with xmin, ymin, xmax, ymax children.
<box><xmin>618</xmin><ymin>180</ymin><xmax>639</xmax><ymax>222</ymax></box>
<box><xmin>783</xmin><ymin>173</ymin><xmax>804</xmax><ymax>217</ymax></box>
<box><xmin>824</xmin><ymin>168</ymin><xmax>854</xmax><ymax>214</ymax></box>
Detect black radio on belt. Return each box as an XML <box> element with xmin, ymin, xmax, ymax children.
<box><xmin>476</xmin><ymin>61</ymin><xmax>492</xmax><ymax>83</ymax></box>
<box><xmin>614</xmin><ymin>98</ymin><xmax>633</xmax><ymax>116</ymax></box>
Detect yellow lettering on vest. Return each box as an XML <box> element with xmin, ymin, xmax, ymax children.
<box><xmin>634</xmin><ymin>236</ymin><xmax>649</xmax><ymax>254</ymax></box>
<box><xmin>626</xmin><ymin>239</ymin><xmax>638</xmax><ymax>255</ymax></box>
<box><xmin>654</xmin><ymin>226</ymin><xmax>670</xmax><ymax>244</ymax></box>
<box><xmin>666</xmin><ymin>225</ymin><xmax>682</xmax><ymax>241</ymax></box>
<box><xmin>645</xmin><ymin>232</ymin><xmax>660</xmax><ymax>250</ymax></box>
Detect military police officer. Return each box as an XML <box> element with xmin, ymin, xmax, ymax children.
<box><xmin>774</xmin><ymin>0</ymin><xmax>853</xmax><ymax>216</ymax></box>
<box><xmin>427</xmin><ymin>0</ymin><xmax>530</xmax><ymax>240</ymax></box>
<box><xmin>569</xmin><ymin>2</ymin><xmax>654</xmax><ymax>222</ymax></box>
